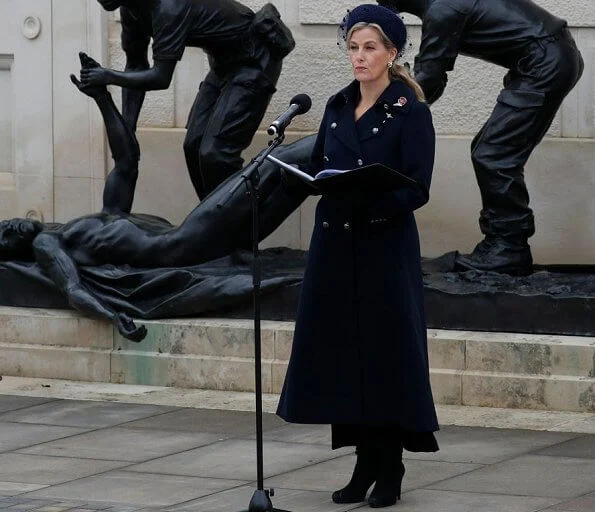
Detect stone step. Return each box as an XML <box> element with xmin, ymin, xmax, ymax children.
<box><xmin>0</xmin><ymin>306</ymin><xmax>593</xmax><ymax>412</ymax></box>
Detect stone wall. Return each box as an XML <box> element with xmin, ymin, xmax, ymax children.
<box><xmin>106</xmin><ymin>1</ymin><xmax>595</xmax><ymax>263</ymax></box>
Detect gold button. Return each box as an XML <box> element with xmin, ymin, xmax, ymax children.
<box><xmin>372</xmin><ymin>127</ymin><xmax>379</xmax><ymax>134</ymax></box>
<box><xmin>322</xmin><ymin>221</ymin><xmax>329</xmax><ymax>228</ymax></box>
<box><xmin>344</xmin><ymin>222</ymin><xmax>351</xmax><ymax>230</ymax></box>
<box><xmin>331</xmin><ymin>122</ymin><xmax>337</xmax><ymax>129</ymax></box>
<box><xmin>357</xmin><ymin>159</ymin><xmax>363</xmax><ymax>166</ymax></box>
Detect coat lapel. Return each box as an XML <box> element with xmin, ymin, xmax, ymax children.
<box><xmin>327</xmin><ymin>81</ymin><xmax>363</xmax><ymax>159</ymax></box>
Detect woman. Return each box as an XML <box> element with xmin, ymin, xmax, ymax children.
<box><xmin>276</xmin><ymin>4</ymin><xmax>439</xmax><ymax>508</ymax></box>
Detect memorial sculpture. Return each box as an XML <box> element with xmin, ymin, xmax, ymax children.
<box><xmin>0</xmin><ymin>53</ymin><xmax>314</xmax><ymax>341</ymax></box>
<box><xmin>378</xmin><ymin>0</ymin><xmax>584</xmax><ymax>275</ymax></box>
<box><xmin>87</xmin><ymin>0</ymin><xmax>295</xmax><ymax>207</ymax></box>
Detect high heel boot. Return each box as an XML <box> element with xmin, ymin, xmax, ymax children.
<box><xmin>368</xmin><ymin>446</ymin><xmax>405</xmax><ymax>508</ymax></box>
<box><xmin>332</xmin><ymin>447</ymin><xmax>376</xmax><ymax>504</ymax></box>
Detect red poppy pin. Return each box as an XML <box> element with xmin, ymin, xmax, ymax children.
<box><xmin>394</xmin><ymin>96</ymin><xmax>408</xmax><ymax>107</ymax></box>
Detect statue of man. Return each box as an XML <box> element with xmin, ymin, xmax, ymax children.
<box><xmin>378</xmin><ymin>0</ymin><xmax>584</xmax><ymax>275</ymax></box>
<box><xmin>84</xmin><ymin>0</ymin><xmax>295</xmax><ymax>205</ymax></box>
<box><xmin>0</xmin><ymin>53</ymin><xmax>312</xmax><ymax>342</ymax></box>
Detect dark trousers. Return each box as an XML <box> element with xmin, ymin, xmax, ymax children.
<box><xmin>183</xmin><ymin>41</ymin><xmax>282</xmax><ymax>199</ymax></box>
<box><xmin>471</xmin><ymin>28</ymin><xmax>584</xmax><ymax>239</ymax></box>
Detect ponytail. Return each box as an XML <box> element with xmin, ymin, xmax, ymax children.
<box><xmin>390</xmin><ymin>63</ymin><xmax>426</xmax><ymax>102</ymax></box>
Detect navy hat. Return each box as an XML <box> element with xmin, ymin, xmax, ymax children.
<box><xmin>340</xmin><ymin>4</ymin><xmax>407</xmax><ymax>52</ymax></box>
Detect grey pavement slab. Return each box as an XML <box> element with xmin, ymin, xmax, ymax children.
<box><xmin>532</xmin><ymin>435</ymin><xmax>595</xmax><ymax>458</ymax></box>
<box><xmin>0</xmin><ymin>396</ymin><xmax>57</xmax><ymax>414</ymax></box>
<box><xmin>24</xmin><ymin>471</ymin><xmax>247</xmax><ymax>507</ymax></box>
<box><xmin>127</xmin><ymin>439</ymin><xmax>340</xmax><ymax>480</ymax></box>
<box><xmin>164</xmin><ymin>485</ymin><xmax>363</xmax><ymax>512</ymax></box>
<box><xmin>17</xmin><ymin>427</ymin><xmax>221</xmax><ymax>462</ymax></box>
<box><xmin>0</xmin><ymin>482</ymin><xmax>48</xmax><ymax>495</ymax></box>
<box><xmin>0</xmin><ymin>422</ymin><xmax>88</xmax><ymax>453</ymax></box>
<box><xmin>0</xmin><ymin>401</ymin><xmax>177</xmax><ymax>429</ymax></box>
<box><xmin>388</xmin><ymin>489</ymin><xmax>561</xmax><ymax>512</ymax></box>
<box><xmin>0</xmin><ymin>454</ymin><xmax>129</xmax><ymax>485</ymax></box>
<box><xmin>265</xmin><ymin>454</ymin><xmax>482</xmax><ymax>493</ymax></box>
<box><xmin>123</xmin><ymin>409</ymin><xmax>285</xmax><ymax>437</ymax></box>
<box><xmin>428</xmin><ymin>454</ymin><xmax>595</xmax><ymax>498</ymax></box>
<box><xmin>257</xmin><ymin>423</ymin><xmax>332</xmax><ymax>445</ymax></box>
<box><xmin>404</xmin><ymin>426</ymin><xmax>580</xmax><ymax>464</ymax></box>
<box><xmin>543</xmin><ymin>492</ymin><xmax>595</xmax><ymax>512</ymax></box>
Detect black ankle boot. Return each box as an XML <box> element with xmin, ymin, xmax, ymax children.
<box><xmin>332</xmin><ymin>448</ymin><xmax>376</xmax><ymax>504</ymax></box>
<box><xmin>368</xmin><ymin>451</ymin><xmax>405</xmax><ymax>508</ymax></box>
<box><xmin>455</xmin><ymin>235</ymin><xmax>533</xmax><ymax>276</ymax></box>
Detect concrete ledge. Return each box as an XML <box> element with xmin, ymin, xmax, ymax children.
<box><xmin>0</xmin><ymin>306</ymin><xmax>593</xmax><ymax>412</ymax></box>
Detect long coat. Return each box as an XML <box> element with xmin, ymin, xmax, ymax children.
<box><xmin>277</xmin><ymin>79</ymin><xmax>439</xmax><ymax>433</ymax></box>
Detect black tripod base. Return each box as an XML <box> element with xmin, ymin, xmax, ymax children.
<box><xmin>239</xmin><ymin>489</ymin><xmax>291</xmax><ymax>512</ymax></box>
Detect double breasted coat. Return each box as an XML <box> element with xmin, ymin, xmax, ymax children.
<box><xmin>276</xmin><ymin>79</ymin><xmax>439</xmax><ymax>434</ymax></box>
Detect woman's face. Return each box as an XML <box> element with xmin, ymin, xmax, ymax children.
<box><xmin>348</xmin><ymin>27</ymin><xmax>397</xmax><ymax>85</ymax></box>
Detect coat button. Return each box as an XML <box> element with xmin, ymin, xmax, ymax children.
<box><xmin>322</xmin><ymin>221</ymin><xmax>329</xmax><ymax>228</ymax></box>
<box><xmin>343</xmin><ymin>222</ymin><xmax>351</xmax><ymax>230</ymax></box>
<box><xmin>323</xmin><ymin>155</ymin><xmax>329</xmax><ymax>162</ymax></box>
<box><xmin>331</xmin><ymin>122</ymin><xmax>337</xmax><ymax>129</ymax></box>
<box><xmin>357</xmin><ymin>159</ymin><xmax>363</xmax><ymax>166</ymax></box>
<box><xmin>372</xmin><ymin>127</ymin><xmax>379</xmax><ymax>134</ymax></box>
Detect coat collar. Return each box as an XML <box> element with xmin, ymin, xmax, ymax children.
<box><xmin>328</xmin><ymin>79</ymin><xmax>416</xmax><ymax>116</ymax></box>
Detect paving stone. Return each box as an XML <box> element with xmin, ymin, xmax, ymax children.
<box><xmin>543</xmin><ymin>492</ymin><xmax>595</xmax><ymax>511</ymax></box>
<box><xmin>34</xmin><ymin>505</ymin><xmax>78</xmax><ymax>512</ymax></box>
<box><xmin>0</xmin><ymin>454</ymin><xmax>129</xmax><ymax>485</ymax></box>
<box><xmin>127</xmin><ymin>439</ymin><xmax>339</xmax><ymax>480</ymax></box>
<box><xmin>0</xmin><ymin>401</ymin><xmax>177</xmax><ymax>429</ymax></box>
<box><xmin>122</xmin><ymin>409</ymin><xmax>285</xmax><ymax>437</ymax></box>
<box><xmin>25</xmin><ymin>472</ymin><xmax>247</xmax><ymax>507</ymax></box>
<box><xmin>265</xmin><ymin>454</ymin><xmax>482</xmax><ymax>493</ymax></box>
<box><xmin>0</xmin><ymin>483</ymin><xmax>49</xmax><ymax>495</ymax></box>
<box><xmin>0</xmin><ymin>422</ymin><xmax>88</xmax><ymax>453</ymax></box>
<box><xmin>17</xmin><ymin>427</ymin><xmax>221</xmax><ymax>462</ymax></box>
<box><xmin>428</xmin><ymin>455</ymin><xmax>595</xmax><ymax>498</ymax></box>
<box><xmin>0</xmin><ymin>396</ymin><xmax>56</xmax><ymax>414</ymax></box>
<box><xmin>404</xmin><ymin>426</ymin><xmax>580</xmax><ymax>464</ymax></box>
<box><xmin>165</xmin><ymin>485</ymin><xmax>362</xmax><ymax>512</ymax></box>
<box><xmin>257</xmin><ymin>423</ymin><xmax>332</xmax><ymax>445</ymax></box>
<box><xmin>532</xmin><ymin>435</ymin><xmax>595</xmax><ymax>459</ymax></box>
<box><xmin>391</xmin><ymin>489</ymin><xmax>560</xmax><ymax>512</ymax></box>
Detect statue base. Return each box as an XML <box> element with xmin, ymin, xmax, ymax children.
<box><xmin>1</xmin><ymin>250</ymin><xmax>593</xmax><ymax>336</ymax></box>
<box><xmin>219</xmin><ymin>251</ymin><xmax>595</xmax><ymax>337</ymax></box>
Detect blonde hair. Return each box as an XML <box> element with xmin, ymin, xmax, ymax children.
<box><xmin>347</xmin><ymin>22</ymin><xmax>426</xmax><ymax>102</ymax></box>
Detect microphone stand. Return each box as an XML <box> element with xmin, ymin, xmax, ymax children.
<box><xmin>227</xmin><ymin>132</ymin><xmax>291</xmax><ymax>512</ymax></box>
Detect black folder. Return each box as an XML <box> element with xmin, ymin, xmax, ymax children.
<box><xmin>266</xmin><ymin>155</ymin><xmax>421</xmax><ymax>195</ymax></box>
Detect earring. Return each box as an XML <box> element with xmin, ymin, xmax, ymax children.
<box><xmin>387</xmin><ymin>61</ymin><xmax>394</xmax><ymax>69</ymax></box>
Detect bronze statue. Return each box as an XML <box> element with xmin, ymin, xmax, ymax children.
<box><xmin>378</xmin><ymin>0</ymin><xmax>584</xmax><ymax>275</ymax></box>
<box><xmin>86</xmin><ymin>0</ymin><xmax>295</xmax><ymax>206</ymax></box>
<box><xmin>0</xmin><ymin>53</ymin><xmax>313</xmax><ymax>341</ymax></box>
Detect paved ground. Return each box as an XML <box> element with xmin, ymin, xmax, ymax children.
<box><xmin>0</xmin><ymin>378</ymin><xmax>593</xmax><ymax>512</ymax></box>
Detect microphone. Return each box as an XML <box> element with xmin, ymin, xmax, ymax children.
<box><xmin>267</xmin><ymin>93</ymin><xmax>312</xmax><ymax>136</ymax></box>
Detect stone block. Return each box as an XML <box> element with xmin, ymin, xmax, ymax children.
<box><xmin>465</xmin><ymin>334</ymin><xmax>595</xmax><ymax>377</ymax></box>
<box><xmin>271</xmin><ymin>360</ymin><xmax>289</xmax><ymax>394</ymax></box>
<box><xmin>430</xmin><ymin>369</ymin><xmax>463</xmax><ymax>406</ymax></box>
<box><xmin>114</xmin><ymin>318</ymin><xmax>274</xmax><ymax>360</ymax></box>
<box><xmin>0</xmin><ymin>344</ymin><xmax>110</xmax><ymax>382</ymax></box>
<box><xmin>427</xmin><ymin>331</ymin><xmax>466</xmax><ymax>370</ymax></box>
<box><xmin>111</xmin><ymin>351</ymin><xmax>273</xmax><ymax>393</ymax></box>
<box><xmin>462</xmin><ymin>372</ymin><xmax>595</xmax><ymax>412</ymax></box>
<box><xmin>273</xmin><ymin>323</ymin><xmax>295</xmax><ymax>361</ymax></box>
<box><xmin>0</xmin><ymin>307</ymin><xmax>112</xmax><ymax>349</ymax></box>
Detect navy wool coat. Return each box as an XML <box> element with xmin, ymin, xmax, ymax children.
<box><xmin>277</xmin><ymin>79</ymin><xmax>439</xmax><ymax>433</ymax></box>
